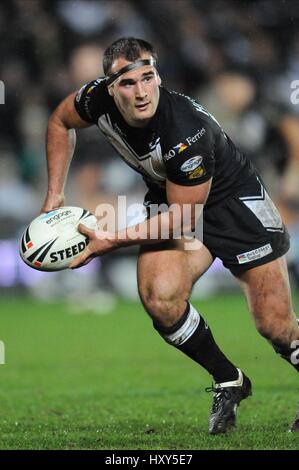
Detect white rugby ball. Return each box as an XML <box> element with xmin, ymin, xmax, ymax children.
<box><xmin>19</xmin><ymin>206</ymin><xmax>97</xmax><ymax>271</ymax></box>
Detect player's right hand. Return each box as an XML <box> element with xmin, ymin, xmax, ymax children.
<box><xmin>40</xmin><ymin>193</ymin><xmax>65</xmax><ymax>213</ymax></box>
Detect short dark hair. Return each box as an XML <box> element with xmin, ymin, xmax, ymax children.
<box><xmin>103</xmin><ymin>37</ymin><xmax>157</xmax><ymax>76</ymax></box>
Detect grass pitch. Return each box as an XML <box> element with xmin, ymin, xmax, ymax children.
<box><xmin>0</xmin><ymin>293</ymin><xmax>298</xmax><ymax>450</ymax></box>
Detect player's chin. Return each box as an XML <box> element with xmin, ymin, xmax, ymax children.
<box><xmin>134</xmin><ymin>106</ymin><xmax>154</xmax><ymax>120</ymax></box>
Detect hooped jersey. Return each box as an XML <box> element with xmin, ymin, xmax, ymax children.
<box><xmin>74</xmin><ymin>79</ymin><xmax>255</xmax><ymax>206</ymax></box>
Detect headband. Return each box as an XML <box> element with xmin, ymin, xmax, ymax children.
<box><xmin>106</xmin><ymin>58</ymin><xmax>156</xmax><ymax>87</ymax></box>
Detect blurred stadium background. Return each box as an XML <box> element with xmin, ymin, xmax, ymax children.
<box><xmin>1</xmin><ymin>0</ymin><xmax>299</xmax><ymax>450</ymax></box>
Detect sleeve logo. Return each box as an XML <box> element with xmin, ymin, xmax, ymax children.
<box><xmin>173</xmin><ymin>143</ymin><xmax>188</xmax><ymax>154</ymax></box>
<box><xmin>164</xmin><ymin>142</ymin><xmax>187</xmax><ymax>160</ymax></box>
<box><xmin>163</xmin><ymin>128</ymin><xmax>206</xmax><ymax>162</ymax></box>
<box><xmin>180</xmin><ymin>156</ymin><xmax>203</xmax><ymax>172</ymax></box>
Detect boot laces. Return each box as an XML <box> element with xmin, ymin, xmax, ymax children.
<box><xmin>206</xmin><ymin>385</ymin><xmax>232</xmax><ymax>413</ymax></box>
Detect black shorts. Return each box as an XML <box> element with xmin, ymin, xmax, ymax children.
<box><xmin>203</xmin><ymin>175</ymin><xmax>290</xmax><ymax>275</ymax></box>
<box><xmin>144</xmin><ymin>174</ymin><xmax>290</xmax><ymax>275</ymax></box>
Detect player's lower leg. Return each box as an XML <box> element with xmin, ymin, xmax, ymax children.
<box><xmin>153</xmin><ymin>302</ymin><xmax>252</xmax><ymax>434</ymax></box>
<box><xmin>271</xmin><ymin>318</ymin><xmax>299</xmax><ymax>432</ymax></box>
<box><xmin>235</xmin><ymin>259</ymin><xmax>299</xmax><ymax>433</ymax></box>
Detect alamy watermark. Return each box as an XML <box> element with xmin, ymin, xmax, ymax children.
<box><xmin>94</xmin><ymin>197</ymin><xmax>204</xmax><ymax>251</ymax></box>
<box><xmin>0</xmin><ymin>341</ymin><xmax>5</xmax><ymax>364</ymax></box>
<box><xmin>0</xmin><ymin>81</ymin><xmax>4</xmax><ymax>104</ymax></box>
<box><xmin>291</xmin><ymin>340</ymin><xmax>299</xmax><ymax>365</ymax></box>
<box><xmin>290</xmin><ymin>80</ymin><xmax>299</xmax><ymax>105</ymax></box>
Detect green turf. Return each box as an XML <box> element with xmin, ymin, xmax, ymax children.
<box><xmin>0</xmin><ymin>293</ymin><xmax>298</xmax><ymax>450</ymax></box>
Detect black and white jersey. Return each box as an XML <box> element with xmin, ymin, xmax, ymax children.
<box><xmin>74</xmin><ymin>79</ymin><xmax>255</xmax><ymax>206</ymax></box>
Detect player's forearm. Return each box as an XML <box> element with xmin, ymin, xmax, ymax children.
<box><xmin>46</xmin><ymin>116</ymin><xmax>76</xmax><ymax>195</ymax></box>
<box><xmin>114</xmin><ymin>208</ymin><xmax>197</xmax><ymax>248</ymax></box>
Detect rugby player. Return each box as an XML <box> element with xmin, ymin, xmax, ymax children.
<box><xmin>41</xmin><ymin>37</ymin><xmax>299</xmax><ymax>434</ymax></box>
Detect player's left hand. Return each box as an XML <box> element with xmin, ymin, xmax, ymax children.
<box><xmin>69</xmin><ymin>223</ymin><xmax>116</xmax><ymax>269</ymax></box>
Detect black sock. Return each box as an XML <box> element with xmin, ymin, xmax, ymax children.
<box><xmin>153</xmin><ymin>303</ymin><xmax>239</xmax><ymax>383</ymax></box>
<box><xmin>271</xmin><ymin>318</ymin><xmax>299</xmax><ymax>372</ymax></box>
<box><xmin>272</xmin><ymin>340</ymin><xmax>299</xmax><ymax>372</ymax></box>
<box><xmin>273</xmin><ymin>347</ymin><xmax>299</xmax><ymax>372</ymax></box>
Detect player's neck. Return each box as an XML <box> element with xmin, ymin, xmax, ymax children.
<box><xmin>126</xmin><ymin>117</ymin><xmax>152</xmax><ymax>129</ymax></box>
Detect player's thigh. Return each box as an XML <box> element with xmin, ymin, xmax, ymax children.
<box><xmin>137</xmin><ymin>239</ymin><xmax>214</xmax><ymax>302</ymax></box>
<box><xmin>234</xmin><ymin>256</ymin><xmax>297</xmax><ymax>337</ymax></box>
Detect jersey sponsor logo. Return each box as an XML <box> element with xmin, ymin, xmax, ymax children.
<box><xmin>173</xmin><ymin>142</ymin><xmax>188</xmax><ymax>154</ymax></box>
<box><xmin>180</xmin><ymin>156</ymin><xmax>203</xmax><ymax>172</ymax></box>
<box><xmin>187</xmin><ymin>166</ymin><xmax>206</xmax><ymax>179</ymax></box>
<box><xmin>236</xmin><ymin>243</ymin><xmax>273</xmax><ymax>264</ymax></box>
<box><xmin>186</xmin><ymin>127</ymin><xmax>206</xmax><ymax>146</ymax></box>
<box><xmin>164</xmin><ymin>142</ymin><xmax>187</xmax><ymax>160</ymax></box>
<box><xmin>163</xmin><ymin>128</ymin><xmax>205</xmax><ymax>161</ymax></box>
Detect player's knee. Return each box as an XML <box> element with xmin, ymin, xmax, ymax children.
<box><xmin>140</xmin><ymin>289</ymin><xmax>186</xmax><ymax>318</ymax></box>
<box><xmin>255</xmin><ymin>318</ymin><xmax>295</xmax><ymax>346</ymax></box>
<box><xmin>138</xmin><ymin>279</ymin><xmax>190</xmax><ymax>326</ymax></box>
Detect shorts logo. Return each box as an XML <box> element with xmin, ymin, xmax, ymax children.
<box><xmin>180</xmin><ymin>156</ymin><xmax>203</xmax><ymax>172</ymax></box>
<box><xmin>237</xmin><ymin>243</ymin><xmax>273</xmax><ymax>264</ymax></box>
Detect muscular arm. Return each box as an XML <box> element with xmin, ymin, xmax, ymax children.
<box><xmin>41</xmin><ymin>92</ymin><xmax>92</xmax><ymax>212</ymax></box>
<box><xmin>116</xmin><ymin>178</ymin><xmax>211</xmax><ymax>245</ymax></box>
<box><xmin>69</xmin><ymin>178</ymin><xmax>212</xmax><ymax>268</ymax></box>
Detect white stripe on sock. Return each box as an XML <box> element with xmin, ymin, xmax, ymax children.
<box><xmin>162</xmin><ymin>304</ymin><xmax>200</xmax><ymax>346</ymax></box>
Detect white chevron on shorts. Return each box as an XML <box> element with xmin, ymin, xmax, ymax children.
<box><xmin>239</xmin><ymin>179</ymin><xmax>284</xmax><ymax>233</ymax></box>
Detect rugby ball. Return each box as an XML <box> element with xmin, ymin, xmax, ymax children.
<box><xmin>19</xmin><ymin>206</ymin><xmax>97</xmax><ymax>271</ymax></box>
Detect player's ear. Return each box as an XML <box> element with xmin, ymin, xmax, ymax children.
<box><xmin>156</xmin><ymin>74</ymin><xmax>162</xmax><ymax>86</ymax></box>
<box><xmin>108</xmin><ymin>85</ymin><xmax>114</xmax><ymax>97</ymax></box>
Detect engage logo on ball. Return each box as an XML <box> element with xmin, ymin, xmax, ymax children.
<box><xmin>45</xmin><ymin>210</ymin><xmax>72</xmax><ymax>225</ymax></box>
